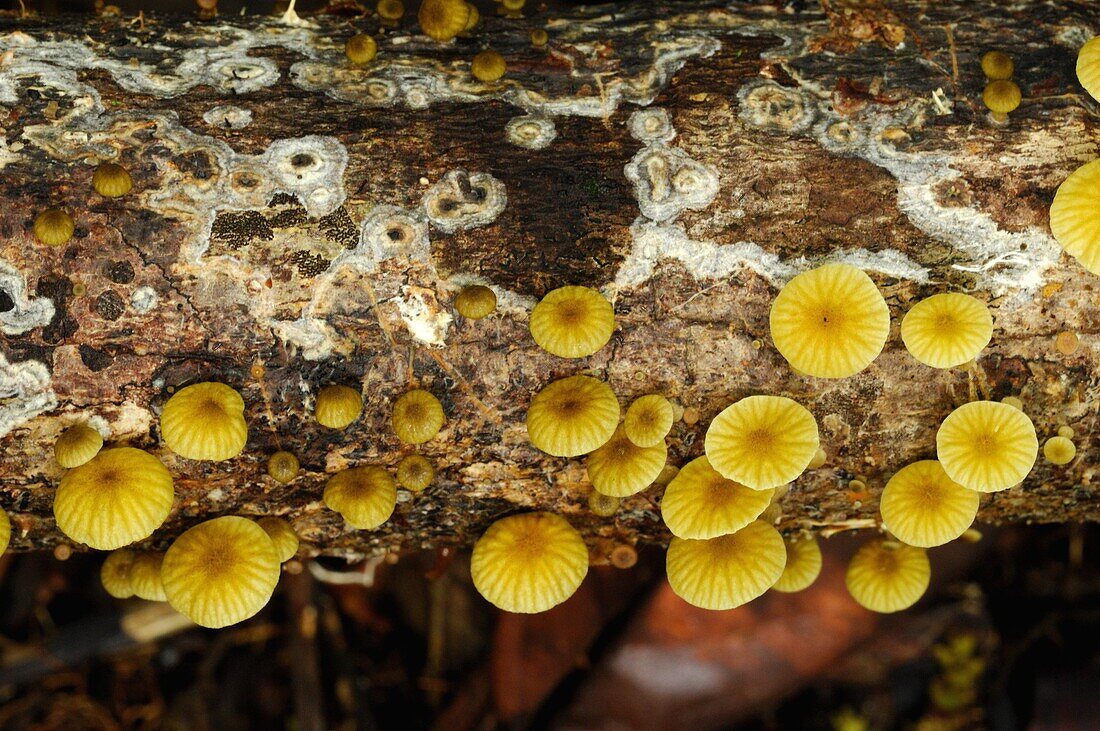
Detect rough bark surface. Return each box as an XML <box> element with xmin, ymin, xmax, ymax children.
<box><xmin>1</xmin><ymin>1</ymin><xmax>1098</xmax><ymax>558</ymax></box>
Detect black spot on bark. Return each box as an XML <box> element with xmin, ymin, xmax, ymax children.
<box><xmin>79</xmin><ymin>344</ymin><xmax>113</xmax><ymax>372</ymax></box>
<box><xmin>36</xmin><ymin>274</ymin><xmax>78</xmax><ymax>344</ymax></box>
<box><xmin>95</xmin><ymin>290</ymin><xmax>126</xmax><ymax>321</ymax></box>
<box><xmin>107</xmin><ymin>260</ymin><xmax>135</xmax><ymax>284</ymax></box>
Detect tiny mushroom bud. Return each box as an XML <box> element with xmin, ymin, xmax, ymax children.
<box><xmin>93</xmin><ymin>162</ymin><xmax>133</xmax><ymax>198</ymax></box>
<box><xmin>1043</xmin><ymin>436</ymin><xmax>1076</xmax><ymax>465</ymax></box>
<box><xmin>346</xmin><ymin>33</ymin><xmax>377</xmax><ymax>65</ymax></box>
<box><xmin>267</xmin><ymin>450</ymin><xmax>300</xmax><ymax>483</ymax></box>
<box><xmin>587</xmin><ymin>490</ymin><xmax>620</xmax><ymax>517</ymax></box>
<box><xmin>980</xmin><ymin>51</ymin><xmax>1014</xmax><ymax>80</ymax></box>
<box><xmin>530</xmin><ymin>28</ymin><xmax>548</xmax><ymax>47</ymax></box>
<box><xmin>982</xmin><ymin>79</ymin><xmax>1021</xmax><ymax>123</ymax></box>
<box><xmin>34</xmin><ymin>207</ymin><xmax>75</xmax><ymax>246</ymax></box>
<box><xmin>315</xmin><ymin>384</ymin><xmax>363</xmax><ymax>430</ymax></box>
<box><xmin>454</xmin><ymin>284</ymin><xmax>497</xmax><ymax>319</ymax></box>
<box><xmin>1058</xmin><ymin>425</ymin><xmax>1075</xmax><ymax>439</ymax></box>
<box><xmin>471</xmin><ymin>50</ymin><xmax>506</xmax><ymax>82</ymax></box>
<box><xmin>376</xmin><ymin>0</ymin><xmax>404</xmax><ymax>22</ymax></box>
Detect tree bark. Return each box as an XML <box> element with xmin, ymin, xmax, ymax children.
<box><xmin>1</xmin><ymin>0</ymin><xmax>1097</xmax><ymax>558</ymax></box>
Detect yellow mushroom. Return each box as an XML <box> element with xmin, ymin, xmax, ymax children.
<box><xmin>900</xmin><ymin>293</ymin><xmax>994</xmax><ymax>368</ymax></box>
<box><xmin>769</xmin><ymin>263</ymin><xmax>890</xmax><ymax>379</ymax></box>
<box><xmin>772</xmin><ymin>536</ymin><xmax>823</xmax><ymax>593</ymax></box>
<box><xmin>470</xmin><ymin>512</ymin><xmax>588</xmax><ymax>613</ymax></box>
<box><xmin>315</xmin><ymin>384</ymin><xmax>363</xmax><ymax>430</ymax></box>
<box><xmin>879</xmin><ymin>460</ymin><xmax>980</xmax><ymax>548</ymax></box>
<box><xmin>1050</xmin><ymin>159</ymin><xmax>1100</xmax><ymax>276</ymax></box>
<box><xmin>530</xmin><ymin>28</ymin><xmax>548</xmax><ymax>47</ymax></box>
<box><xmin>471</xmin><ymin>50</ymin><xmax>506</xmax><ymax>82</ymax></box>
<box><xmin>267</xmin><ymin>450</ymin><xmax>300</xmax><ymax>483</ymax></box>
<box><xmin>1057</xmin><ymin>425</ymin><xmax>1075</xmax><ymax>439</ymax></box>
<box><xmin>661</xmin><ymin>456</ymin><xmax>774</xmax><ymax>540</ymax></box>
<box><xmin>587</xmin><ymin>490</ymin><xmax>620</xmax><ymax>517</ymax></box>
<box><xmin>982</xmin><ymin>79</ymin><xmax>1021</xmax><ymax>123</ymax></box>
<box><xmin>462</xmin><ymin>2</ymin><xmax>479</xmax><ymax>32</ymax></box>
<box><xmin>526</xmin><ymin>375</ymin><xmax>619</xmax><ymax>457</ymax></box>
<box><xmin>418</xmin><ymin>0</ymin><xmax>470</xmax><ymax>42</ymax></box>
<box><xmin>1076</xmin><ymin>36</ymin><xmax>1100</xmax><ymax>102</ymax></box>
<box><xmin>936</xmin><ymin>401</ymin><xmax>1038</xmax><ymax>492</ymax></box>
<box><xmin>1001</xmin><ymin>396</ymin><xmax>1024</xmax><ymax>411</ymax></box>
<box><xmin>162</xmin><ymin>516</ymin><xmax>282</xmax><ymax>628</ymax></box>
<box><xmin>376</xmin><ymin>0</ymin><xmax>404</xmax><ymax>23</ymax></box>
<box><xmin>665</xmin><ymin>521</ymin><xmax>786</xmax><ymax>610</ymax></box>
<box><xmin>34</xmin><ymin>207</ymin><xmax>75</xmax><ymax>247</ymax></box>
<box><xmin>160</xmin><ymin>382</ymin><xmax>248</xmax><ymax>461</ymax></box>
<box><xmin>1043</xmin><ymin>436</ymin><xmax>1076</xmax><ymax>465</ymax></box>
<box><xmin>0</xmin><ymin>507</ymin><xmax>9</xmax><ymax>555</ymax></box>
<box><xmin>92</xmin><ymin>162</ymin><xmax>133</xmax><ymax>198</ymax></box>
<box><xmin>257</xmin><ymin>516</ymin><xmax>300</xmax><ymax>562</ymax></box>
<box><xmin>454</xmin><ymin>284</ymin><xmax>497</xmax><ymax>319</ymax></box>
<box><xmin>396</xmin><ymin>454</ymin><xmax>435</xmax><ymax>492</ymax></box>
<box><xmin>529</xmin><ymin>285</ymin><xmax>615</xmax><ymax>358</ymax></box>
<box><xmin>100</xmin><ymin>549</ymin><xmax>136</xmax><ymax>599</ymax></box>
<box><xmin>345</xmin><ymin>33</ymin><xmax>377</xmax><ymax>65</ymax></box>
<box><xmin>980</xmin><ymin>51</ymin><xmax>1013</xmax><ymax>81</ymax></box>
<box><xmin>623</xmin><ymin>393</ymin><xmax>674</xmax><ymax>448</ymax></box>
<box><xmin>704</xmin><ymin>394</ymin><xmax>819</xmax><ymax>490</ymax></box>
<box><xmin>129</xmin><ymin>552</ymin><xmax>168</xmax><ymax>601</ymax></box>
<box><xmin>587</xmin><ymin>425</ymin><xmax>667</xmax><ymax>497</ymax></box>
<box><xmin>808</xmin><ymin>447</ymin><xmax>828</xmax><ymax>470</ymax></box>
<box><xmin>54</xmin><ymin>447</ymin><xmax>174</xmax><ymax>550</ymax></box>
<box><xmin>845</xmin><ymin>539</ymin><xmax>929</xmax><ymax>613</ymax></box>
<box><xmin>324</xmin><ymin>466</ymin><xmax>397</xmax><ymax>529</ymax></box>
<box><xmin>54</xmin><ymin>424</ymin><xmax>104</xmax><ymax>468</ymax></box>
<box><xmin>392</xmin><ymin>389</ymin><xmax>445</xmax><ymax>444</ymax></box>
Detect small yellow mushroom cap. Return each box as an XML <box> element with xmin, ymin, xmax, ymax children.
<box><xmin>267</xmin><ymin>450</ymin><xmax>300</xmax><ymax>483</ymax></box>
<box><xmin>315</xmin><ymin>384</ymin><xmax>363</xmax><ymax>430</ymax></box>
<box><xmin>1058</xmin><ymin>425</ymin><xmax>1075</xmax><ymax>439</ymax></box>
<box><xmin>880</xmin><ymin>460</ymin><xmax>980</xmax><ymax>548</ymax></box>
<box><xmin>900</xmin><ymin>293</ymin><xmax>994</xmax><ymax>369</ymax></box>
<box><xmin>1050</xmin><ymin>159</ymin><xmax>1100</xmax><ymax>276</ymax></box>
<box><xmin>92</xmin><ymin>162</ymin><xmax>133</xmax><ymax>198</ymax></box>
<box><xmin>661</xmin><ymin>456</ymin><xmax>775</xmax><ymax>540</ymax></box>
<box><xmin>666</xmin><ymin>521</ymin><xmax>786</xmax><ymax>610</ymax></box>
<box><xmin>1001</xmin><ymin>395</ymin><xmax>1024</xmax><ymax>411</ymax></box>
<box><xmin>257</xmin><ymin>516</ymin><xmax>300</xmax><ymax>562</ymax></box>
<box><xmin>470</xmin><ymin>512</ymin><xmax>588</xmax><ymax>613</ymax></box>
<box><xmin>54</xmin><ymin>424</ymin><xmax>104</xmax><ymax>468</ymax></box>
<box><xmin>1076</xmin><ymin>36</ymin><xmax>1100</xmax><ymax>102</ymax></box>
<box><xmin>936</xmin><ymin>401</ymin><xmax>1038</xmax><ymax>492</ymax></box>
<box><xmin>100</xmin><ymin>549</ymin><xmax>136</xmax><ymax>599</ymax></box>
<box><xmin>162</xmin><ymin>516</ymin><xmax>281</xmax><ymax>628</ymax></box>
<box><xmin>587</xmin><ymin>425</ymin><xmax>667</xmax><ymax>498</ymax></box>
<box><xmin>980</xmin><ymin>51</ymin><xmax>1014</xmax><ymax>80</ymax></box>
<box><xmin>808</xmin><ymin>447</ymin><xmax>828</xmax><ymax>470</ymax></box>
<box><xmin>377</xmin><ymin>0</ymin><xmax>405</xmax><ymax>20</ymax></box>
<box><xmin>0</xmin><ymin>507</ymin><xmax>9</xmax><ymax>555</ymax></box>
<box><xmin>55</xmin><ymin>447</ymin><xmax>174</xmax><ymax>550</ymax></box>
<box><xmin>396</xmin><ymin>454</ymin><xmax>435</xmax><ymax>492</ymax></box>
<box><xmin>501</xmin><ymin>0</ymin><xmax>525</xmax><ymax>10</ymax></box>
<box><xmin>982</xmin><ymin>79</ymin><xmax>1021</xmax><ymax>115</ymax></box>
<box><xmin>769</xmin><ymin>263</ymin><xmax>890</xmax><ymax>379</ymax></box>
<box><xmin>34</xmin><ymin>207</ymin><xmax>75</xmax><ymax>247</ymax></box>
<box><xmin>471</xmin><ymin>50</ymin><xmax>506</xmax><ymax>82</ymax></box>
<box><xmin>529</xmin><ymin>285</ymin><xmax>615</xmax><ymax>359</ymax></box>
<box><xmin>454</xmin><ymin>284</ymin><xmax>497</xmax><ymax>319</ymax></box>
<box><xmin>463</xmin><ymin>2</ymin><xmax>480</xmax><ymax>31</ymax></box>
<box><xmin>418</xmin><ymin>0</ymin><xmax>470</xmax><ymax>42</ymax></box>
<box><xmin>772</xmin><ymin>536</ymin><xmax>823</xmax><ymax>593</ymax></box>
<box><xmin>530</xmin><ymin>28</ymin><xmax>548</xmax><ymax>47</ymax></box>
<box><xmin>1043</xmin><ymin>436</ymin><xmax>1076</xmax><ymax>466</ymax></box>
<box><xmin>704</xmin><ymin>395</ymin><xmax>820</xmax><ymax>490</ymax></box>
<box><xmin>346</xmin><ymin>33</ymin><xmax>377</xmax><ymax>65</ymax></box>
<box><xmin>845</xmin><ymin>539</ymin><xmax>929</xmax><ymax>613</ymax></box>
<box><xmin>160</xmin><ymin>382</ymin><xmax>248</xmax><ymax>461</ymax></box>
<box><xmin>392</xmin><ymin>389</ymin><xmax>445</xmax><ymax>444</ymax></box>
<box><xmin>324</xmin><ymin>466</ymin><xmax>397</xmax><ymax>530</ymax></box>
<box><xmin>587</xmin><ymin>490</ymin><xmax>620</xmax><ymax>517</ymax></box>
<box><xmin>129</xmin><ymin>552</ymin><xmax>167</xmax><ymax>601</ymax></box>
<box><xmin>623</xmin><ymin>393</ymin><xmax>674</xmax><ymax>448</ymax></box>
<box><xmin>526</xmin><ymin>375</ymin><xmax>620</xmax><ymax>457</ymax></box>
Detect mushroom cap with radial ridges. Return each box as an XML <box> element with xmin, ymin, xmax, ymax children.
<box><xmin>1043</xmin><ymin>436</ymin><xmax>1076</xmax><ymax>465</ymax></box>
<box><xmin>162</xmin><ymin>517</ymin><xmax>281</xmax><ymax>628</ymax></box>
<box><xmin>845</xmin><ymin>539</ymin><xmax>930</xmax><ymax>613</ymax></box>
<box><xmin>257</xmin><ymin>516</ymin><xmax>300</xmax><ymax>562</ymax></box>
<box><xmin>100</xmin><ymin>549</ymin><xmax>136</xmax><ymax>599</ymax></box>
<box><xmin>901</xmin><ymin>293</ymin><xmax>994</xmax><ymax>368</ymax></box>
<box><xmin>454</xmin><ymin>285</ymin><xmax>497</xmax><ymax>319</ymax></box>
<box><xmin>880</xmin><ymin>460</ymin><xmax>980</xmax><ymax>548</ymax></box>
<box><xmin>982</xmin><ymin>80</ymin><xmax>1021</xmax><ymax>114</ymax></box>
<box><xmin>324</xmin><ymin>466</ymin><xmax>397</xmax><ymax>530</ymax></box>
<box><xmin>586</xmin><ymin>425</ymin><xmax>667</xmax><ymax>497</ymax></box>
<box><xmin>34</xmin><ymin>208</ymin><xmax>75</xmax><ymax>246</ymax></box>
<box><xmin>471</xmin><ymin>50</ymin><xmax>506</xmax><ymax>82</ymax></box>
<box><xmin>267</xmin><ymin>451</ymin><xmax>300</xmax><ymax>483</ymax></box>
<box><xmin>396</xmin><ymin>454</ymin><xmax>434</xmax><ymax>492</ymax></box>
<box><xmin>624</xmin><ymin>394</ymin><xmax>674</xmax><ymax>448</ymax></box>
<box><xmin>666</xmin><ymin>521</ymin><xmax>786</xmax><ymax>610</ymax></box>
<box><xmin>463</xmin><ymin>3</ymin><xmax>479</xmax><ymax>31</ymax></box>
<box><xmin>392</xmin><ymin>389</ymin><xmax>445</xmax><ymax>444</ymax></box>
<box><xmin>470</xmin><ymin>512</ymin><xmax>588</xmax><ymax>613</ymax></box>
<box><xmin>0</xmin><ymin>507</ymin><xmax>9</xmax><ymax>555</ymax></box>
<box><xmin>1050</xmin><ymin>159</ymin><xmax>1100</xmax><ymax>275</ymax></box>
<box><xmin>315</xmin><ymin>384</ymin><xmax>363</xmax><ymax>430</ymax></box>
<box><xmin>1078</xmin><ymin>37</ymin><xmax>1100</xmax><ymax>102</ymax></box>
<box><xmin>661</xmin><ymin>456</ymin><xmax>774</xmax><ymax>539</ymax></box>
<box><xmin>981</xmin><ymin>51</ymin><xmax>1014</xmax><ymax>80</ymax></box>
<box><xmin>377</xmin><ymin>0</ymin><xmax>404</xmax><ymax>20</ymax></box>
<box><xmin>160</xmin><ymin>382</ymin><xmax>248</xmax><ymax>461</ymax></box>
<box><xmin>54</xmin><ymin>447</ymin><xmax>174</xmax><ymax>550</ymax></box>
<box><xmin>345</xmin><ymin>34</ymin><xmax>377</xmax><ymax>65</ymax></box>
<box><xmin>129</xmin><ymin>552</ymin><xmax>167</xmax><ymax>601</ymax></box>
<box><xmin>418</xmin><ymin>0</ymin><xmax>470</xmax><ymax>41</ymax></box>
<box><xmin>92</xmin><ymin>162</ymin><xmax>133</xmax><ymax>197</ymax></box>
<box><xmin>769</xmin><ymin>263</ymin><xmax>889</xmax><ymax>378</ymax></box>
<box><xmin>704</xmin><ymin>395</ymin><xmax>819</xmax><ymax>490</ymax></box>
<box><xmin>54</xmin><ymin>424</ymin><xmax>103</xmax><ymax>468</ymax></box>
<box><xmin>772</xmin><ymin>536</ymin><xmax>823</xmax><ymax>593</ymax></box>
<box><xmin>588</xmin><ymin>490</ymin><xmax>620</xmax><ymax>517</ymax></box>
<box><xmin>526</xmin><ymin>375</ymin><xmax>619</xmax><ymax>457</ymax></box>
<box><xmin>529</xmin><ymin>286</ymin><xmax>615</xmax><ymax>358</ymax></box>
<box><xmin>936</xmin><ymin>401</ymin><xmax>1038</xmax><ymax>492</ymax></box>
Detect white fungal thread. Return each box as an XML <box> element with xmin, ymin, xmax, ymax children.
<box><xmin>505</xmin><ymin>115</ymin><xmax>558</xmax><ymax>150</ymax></box>
<box><xmin>0</xmin><ymin>261</ymin><xmax>55</xmax><ymax>335</ymax></box>
<box><xmin>0</xmin><ymin>352</ymin><xmax>56</xmax><ymax>441</ymax></box>
<box><xmin>395</xmin><ymin>286</ymin><xmax>452</xmax><ymax>347</ymax></box>
<box><xmin>421</xmin><ymin>170</ymin><xmax>507</xmax><ymax>234</ymax></box>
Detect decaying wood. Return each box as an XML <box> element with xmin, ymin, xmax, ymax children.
<box><xmin>1</xmin><ymin>1</ymin><xmax>1099</xmax><ymax>558</ymax></box>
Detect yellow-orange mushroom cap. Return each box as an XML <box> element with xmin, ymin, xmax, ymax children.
<box><xmin>769</xmin><ymin>263</ymin><xmax>889</xmax><ymax>379</ymax></box>
<box><xmin>392</xmin><ymin>389</ymin><xmax>445</xmax><ymax>444</ymax></box>
<box><xmin>160</xmin><ymin>382</ymin><xmax>248</xmax><ymax>461</ymax></box>
<box><xmin>345</xmin><ymin>34</ymin><xmax>377</xmax><ymax>65</ymax></box>
<box><xmin>0</xmin><ymin>507</ymin><xmax>9</xmax><ymax>555</ymax></box>
<box><xmin>257</xmin><ymin>516</ymin><xmax>300</xmax><ymax>562</ymax></box>
<box><xmin>661</xmin><ymin>456</ymin><xmax>774</xmax><ymax>540</ymax></box>
<box><xmin>315</xmin><ymin>384</ymin><xmax>363</xmax><ymax>430</ymax></box>
<box><xmin>1050</xmin><ymin>159</ymin><xmax>1100</xmax><ymax>276</ymax></box>
<box><xmin>129</xmin><ymin>552</ymin><xmax>167</xmax><ymax>601</ymax></box>
<box><xmin>1077</xmin><ymin>36</ymin><xmax>1100</xmax><ymax>102</ymax></box>
<box><xmin>587</xmin><ymin>425</ymin><xmax>667</xmax><ymax>498</ymax></box>
<box><xmin>981</xmin><ymin>51</ymin><xmax>1014</xmax><ymax>80</ymax></box>
<box><xmin>267</xmin><ymin>450</ymin><xmax>300</xmax><ymax>483</ymax></box>
<box><xmin>92</xmin><ymin>162</ymin><xmax>133</xmax><ymax>198</ymax></box>
<box><xmin>418</xmin><ymin>0</ymin><xmax>470</xmax><ymax>41</ymax></box>
<box><xmin>982</xmin><ymin>79</ymin><xmax>1021</xmax><ymax>119</ymax></box>
<box><xmin>529</xmin><ymin>285</ymin><xmax>615</xmax><ymax>358</ymax></box>
<box><xmin>845</xmin><ymin>539</ymin><xmax>929</xmax><ymax>613</ymax></box>
<box><xmin>666</xmin><ymin>521</ymin><xmax>786</xmax><ymax>610</ymax></box>
<box><xmin>704</xmin><ymin>395</ymin><xmax>819</xmax><ymax>490</ymax></box>
<box><xmin>162</xmin><ymin>516</ymin><xmax>281</xmax><ymax>628</ymax></box>
<box><xmin>880</xmin><ymin>460</ymin><xmax>979</xmax><ymax>548</ymax></box>
<box><xmin>526</xmin><ymin>375</ymin><xmax>619</xmax><ymax>457</ymax></box>
<box><xmin>54</xmin><ymin>423</ymin><xmax>104</xmax><ymax>468</ymax></box>
<box><xmin>324</xmin><ymin>466</ymin><xmax>397</xmax><ymax>530</ymax></box>
<box><xmin>471</xmin><ymin>50</ymin><xmax>506</xmax><ymax>82</ymax></box>
<box><xmin>470</xmin><ymin>512</ymin><xmax>588</xmax><ymax>613</ymax></box>
<box><xmin>1043</xmin><ymin>436</ymin><xmax>1076</xmax><ymax>465</ymax></box>
<box><xmin>623</xmin><ymin>393</ymin><xmax>674</xmax><ymax>448</ymax></box>
<box><xmin>100</xmin><ymin>549</ymin><xmax>136</xmax><ymax>599</ymax></box>
<box><xmin>936</xmin><ymin>401</ymin><xmax>1037</xmax><ymax>493</ymax></box>
<box><xmin>396</xmin><ymin>454</ymin><xmax>434</xmax><ymax>492</ymax></box>
<box><xmin>34</xmin><ymin>207</ymin><xmax>75</xmax><ymax>247</ymax></box>
<box><xmin>900</xmin><ymin>293</ymin><xmax>994</xmax><ymax>368</ymax></box>
<box><xmin>454</xmin><ymin>285</ymin><xmax>497</xmax><ymax>319</ymax></box>
<box><xmin>377</xmin><ymin>0</ymin><xmax>404</xmax><ymax>21</ymax></box>
<box><xmin>772</xmin><ymin>536</ymin><xmax>823</xmax><ymax>593</ymax></box>
<box><xmin>54</xmin><ymin>447</ymin><xmax>174</xmax><ymax>550</ymax></box>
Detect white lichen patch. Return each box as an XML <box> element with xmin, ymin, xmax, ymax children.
<box><xmin>263</xmin><ymin>137</ymin><xmax>348</xmax><ymax>217</ymax></box>
<box><xmin>737</xmin><ymin>81</ymin><xmax>816</xmax><ymax>134</ymax></box>
<box><xmin>624</xmin><ymin>145</ymin><xmax>720</xmax><ymax>223</ymax></box>
<box><xmin>395</xmin><ymin>286</ymin><xmax>452</xmax><ymax>346</ymax></box>
<box><xmin>202</xmin><ymin>105</ymin><xmax>254</xmax><ymax>130</ymax></box>
<box><xmin>340</xmin><ymin>205</ymin><xmax>430</xmax><ymax>270</ymax></box>
<box><xmin>273</xmin><ymin>316</ymin><xmax>343</xmax><ymax>361</ymax></box>
<box><xmin>130</xmin><ymin>286</ymin><xmax>158</xmax><ymax>313</ymax></box>
<box><xmin>0</xmin><ymin>352</ymin><xmax>56</xmax><ymax>441</ymax></box>
<box><xmin>505</xmin><ymin>115</ymin><xmax>558</xmax><ymax>150</ymax></box>
<box><xmin>628</xmin><ymin>108</ymin><xmax>675</xmax><ymax>143</ymax></box>
<box><xmin>0</xmin><ymin>261</ymin><xmax>55</xmax><ymax>335</ymax></box>
<box><xmin>422</xmin><ymin>170</ymin><xmax>507</xmax><ymax>233</ymax></box>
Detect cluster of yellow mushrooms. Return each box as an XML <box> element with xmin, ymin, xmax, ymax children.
<box><xmin>1</xmin><ymin>17</ymin><xmax>1096</xmax><ymax>630</ymax></box>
